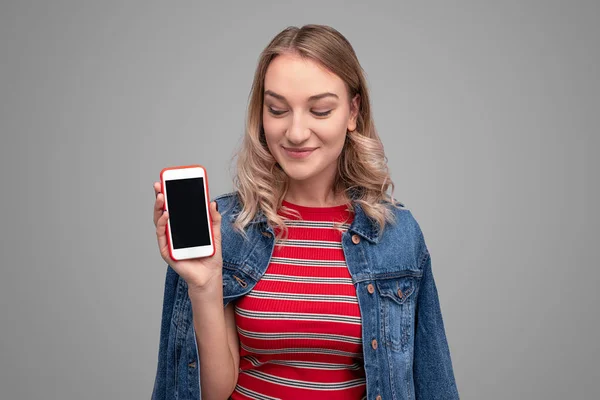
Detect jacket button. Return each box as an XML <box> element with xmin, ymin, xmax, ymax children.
<box><xmin>367</xmin><ymin>284</ymin><xmax>374</xmax><ymax>294</ymax></box>
<box><xmin>376</xmin><ymin>396</ymin><xmax>382</xmax><ymax>400</ymax></box>
<box><xmin>351</xmin><ymin>234</ymin><xmax>361</xmax><ymax>244</ymax></box>
<box><xmin>262</xmin><ymin>231</ymin><xmax>272</xmax><ymax>238</ymax></box>
<box><xmin>371</xmin><ymin>339</ymin><xmax>378</xmax><ymax>350</ymax></box>
<box><xmin>397</xmin><ymin>289</ymin><xmax>403</xmax><ymax>298</ymax></box>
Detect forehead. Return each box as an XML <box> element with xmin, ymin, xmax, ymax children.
<box><xmin>264</xmin><ymin>53</ymin><xmax>347</xmax><ymax>100</ymax></box>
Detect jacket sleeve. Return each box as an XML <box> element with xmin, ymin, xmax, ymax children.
<box><xmin>413</xmin><ymin>253</ymin><xmax>460</xmax><ymax>399</ymax></box>
<box><xmin>151</xmin><ymin>265</ymin><xmax>180</xmax><ymax>400</ymax></box>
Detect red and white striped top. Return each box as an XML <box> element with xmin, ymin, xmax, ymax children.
<box><xmin>231</xmin><ymin>200</ymin><xmax>366</xmax><ymax>400</ymax></box>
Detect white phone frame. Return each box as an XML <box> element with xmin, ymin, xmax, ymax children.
<box><xmin>161</xmin><ymin>166</ymin><xmax>214</xmax><ymax>260</ymax></box>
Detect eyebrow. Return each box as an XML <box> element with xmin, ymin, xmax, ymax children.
<box><xmin>264</xmin><ymin>90</ymin><xmax>339</xmax><ymax>102</ymax></box>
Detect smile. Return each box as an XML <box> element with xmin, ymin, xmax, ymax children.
<box><xmin>282</xmin><ymin>147</ymin><xmax>316</xmax><ymax>159</ymax></box>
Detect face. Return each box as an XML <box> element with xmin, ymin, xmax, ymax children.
<box><xmin>262</xmin><ymin>53</ymin><xmax>359</xmax><ymax>184</ymax></box>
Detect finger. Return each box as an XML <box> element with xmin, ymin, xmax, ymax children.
<box><xmin>209</xmin><ymin>201</ymin><xmax>222</xmax><ymax>254</ymax></box>
<box><xmin>153</xmin><ymin>193</ymin><xmax>165</xmax><ymax>227</ymax></box>
<box><xmin>210</xmin><ymin>201</ymin><xmax>221</xmax><ymax>223</ymax></box>
<box><xmin>153</xmin><ymin>182</ymin><xmax>161</xmax><ymax>197</ymax></box>
<box><xmin>210</xmin><ymin>201</ymin><xmax>222</xmax><ymax>226</ymax></box>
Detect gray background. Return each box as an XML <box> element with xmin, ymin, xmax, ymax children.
<box><xmin>0</xmin><ymin>1</ymin><xmax>598</xmax><ymax>399</ymax></box>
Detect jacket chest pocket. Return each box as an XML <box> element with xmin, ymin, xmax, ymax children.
<box><xmin>376</xmin><ymin>276</ymin><xmax>420</xmax><ymax>352</ymax></box>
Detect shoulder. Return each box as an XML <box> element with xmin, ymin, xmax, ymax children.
<box><xmin>380</xmin><ymin>200</ymin><xmax>430</xmax><ymax>269</ymax></box>
<box><xmin>212</xmin><ymin>191</ymin><xmax>250</xmax><ymax>242</ymax></box>
<box><xmin>213</xmin><ymin>191</ymin><xmax>242</xmax><ymax>218</ymax></box>
<box><xmin>379</xmin><ymin>198</ymin><xmax>420</xmax><ymax>235</ymax></box>
<box><xmin>213</xmin><ymin>190</ymin><xmax>239</xmax><ymax>205</ymax></box>
<box><xmin>383</xmin><ymin>198</ymin><xmax>417</xmax><ymax>229</ymax></box>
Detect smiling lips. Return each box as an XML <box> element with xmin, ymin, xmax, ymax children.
<box><xmin>282</xmin><ymin>146</ymin><xmax>317</xmax><ymax>159</ymax></box>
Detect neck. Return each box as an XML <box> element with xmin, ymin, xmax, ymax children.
<box><xmin>284</xmin><ymin>180</ymin><xmax>349</xmax><ymax>207</ymax></box>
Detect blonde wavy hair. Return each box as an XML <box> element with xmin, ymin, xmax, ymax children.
<box><xmin>233</xmin><ymin>24</ymin><xmax>401</xmax><ymax>238</ymax></box>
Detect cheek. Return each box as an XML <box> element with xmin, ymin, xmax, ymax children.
<box><xmin>262</xmin><ymin>116</ymin><xmax>284</xmax><ymax>157</ymax></box>
<box><xmin>315</xmin><ymin>117</ymin><xmax>348</xmax><ymax>145</ymax></box>
<box><xmin>262</xmin><ymin>113</ymin><xmax>286</xmax><ymax>139</ymax></box>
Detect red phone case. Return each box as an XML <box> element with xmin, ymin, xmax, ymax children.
<box><xmin>159</xmin><ymin>164</ymin><xmax>216</xmax><ymax>261</ymax></box>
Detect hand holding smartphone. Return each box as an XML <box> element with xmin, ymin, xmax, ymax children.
<box><xmin>153</xmin><ymin>165</ymin><xmax>223</xmax><ymax>291</ymax></box>
<box><xmin>159</xmin><ymin>165</ymin><xmax>215</xmax><ymax>260</ymax></box>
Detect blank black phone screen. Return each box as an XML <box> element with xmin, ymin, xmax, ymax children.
<box><xmin>165</xmin><ymin>177</ymin><xmax>211</xmax><ymax>249</ymax></box>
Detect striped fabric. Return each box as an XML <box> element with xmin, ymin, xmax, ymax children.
<box><xmin>231</xmin><ymin>200</ymin><xmax>366</xmax><ymax>400</ymax></box>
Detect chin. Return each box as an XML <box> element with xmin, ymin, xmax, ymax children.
<box><xmin>279</xmin><ymin>164</ymin><xmax>319</xmax><ymax>182</ymax></box>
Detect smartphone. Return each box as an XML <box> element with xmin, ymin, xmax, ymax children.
<box><xmin>160</xmin><ymin>165</ymin><xmax>215</xmax><ymax>260</ymax></box>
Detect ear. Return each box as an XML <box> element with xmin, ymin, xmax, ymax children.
<box><xmin>347</xmin><ymin>94</ymin><xmax>360</xmax><ymax>132</ymax></box>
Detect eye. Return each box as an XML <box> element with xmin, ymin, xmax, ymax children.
<box><xmin>312</xmin><ymin>110</ymin><xmax>332</xmax><ymax>117</ymax></box>
<box><xmin>267</xmin><ymin>106</ymin><xmax>287</xmax><ymax>116</ymax></box>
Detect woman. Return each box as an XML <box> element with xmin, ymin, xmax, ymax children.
<box><xmin>152</xmin><ymin>24</ymin><xmax>459</xmax><ymax>400</ymax></box>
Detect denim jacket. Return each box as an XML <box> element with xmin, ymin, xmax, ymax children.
<box><xmin>151</xmin><ymin>192</ymin><xmax>459</xmax><ymax>400</ymax></box>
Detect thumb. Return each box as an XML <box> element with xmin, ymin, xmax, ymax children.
<box><xmin>210</xmin><ymin>201</ymin><xmax>222</xmax><ymax>253</ymax></box>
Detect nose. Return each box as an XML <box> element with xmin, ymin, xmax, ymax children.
<box><xmin>285</xmin><ymin>114</ymin><xmax>311</xmax><ymax>144</ymax></box>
